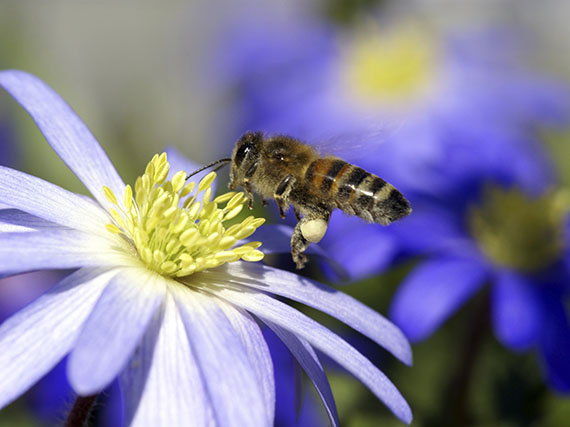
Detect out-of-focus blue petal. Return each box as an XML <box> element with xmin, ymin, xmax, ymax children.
<box><xmin>0</xmin><ymin>166</ymin><xmax>109</xmax><ymax>233</ymax></box>
<box><xmin>27</xmin><ymin>358</ymin><xmax>73</xmax><ymax>425</ymax></box>
<box><xmin>0</xmin><ymin>230</ymin><xmax>108</xmax><ymax>277</ymax></box>
<box><xmin>172</xmin><ymin>282</ymin><xmax>266</xmax><ymax>427</ymax></box>
<box><xmin>120</xmin><ymin>293</ymin><xmax>214</xmax><ymax>427</ymax></box>
<box><xmin>99</xmin><ymin>380</ymin><xmax>123</xmax><ymax>427</ymax></box>
<box><xmin>261</xmin><ymin>326</ymin><xmax>324</xmax><ymax>427</ymax></box>
<box><xmin>246</xmin><ymin>224</ymin><xmax>349</xmax><ymax>280</ymax></box>
<box><xmin>213</xmin><ymin>262</ymin><xmax>412</xmax><ymax>365</ymax></box>
<box><xmin>491</xmin><ymin>270</ymin><xmax>542</xmax><ymax>351</ymax></box>
<box><xmin>219</xmin><ymin>305</ymin><xmax>275</xmax><ymax>426</ymax></box>
<box><xmin>390</xmin><ymin>257</ymin><xmax>488</xmax><ymax>342</ymax></box>
<box><xmin>0</xmin><ymin>268</ymin><xmax>114</xmax><ymax>409</ymax></box>
<box><xmin>68</xmin><ymin>268</ymin><xmax>166</xmax><ymax>395</ymax></box>
<box><xmin>266</xmin><ymin>321</ymin><xmax>339</xmax><ymax>427</ymax></box>
<box><xmin>538</xmin><ymin>292</ymin><xmax>570</xmax><ymax>392</ymax></box>
<box><xmin>0</xmin><ymin>270</ymin><xmax>64</xmax><ymax>323</ymax></box>
<box><xmin>384</xmin><ymin>203</ymin><xmax>468</xmax><ymax>255</ymax></box>
<box><xmin>216</xmin><ymin>285</ymin><xmax>412</xmax><ymax>424</ymax></box>
<box><xmin>0</xmin><ymin>70</ymin><xmax>125</xmax><ymax>210</ymax></box>
<box><xmin>322</xmin><ymin>215</ymin><xmax>398</xmax><ymax>280</ymax></box>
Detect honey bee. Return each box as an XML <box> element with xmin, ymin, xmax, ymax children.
<box><xmin>225</xmin><ymin>131</ymin><xmax>412</xmax><ymax>269</ymax></box>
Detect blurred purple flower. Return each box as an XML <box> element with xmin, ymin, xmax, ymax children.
<box><xmin>0</xmin><ymin>70</ymin><xmax>413</xmax><ymax>425</ymax></box>
<box><xmin>387</xmin><ymin>136</ymin><xmax>570</xmax><ymax>392</ymax></box>
<box><xmin>210</xmin><ymin>8</ymin><xmax>570</xmax><ymax>393</ymax></box>
<box><xmin>212</xmin><ymin>10</ymin><xmax>570</xmax><ymax>281</ymax></box>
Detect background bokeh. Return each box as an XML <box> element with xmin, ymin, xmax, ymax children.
<box><xmin>1</xmin><ymin>0</ymin><xmax>570</xmax><ymax>426</ymax></box>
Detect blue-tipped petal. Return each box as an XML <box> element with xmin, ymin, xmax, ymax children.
<box><xmin>0</xmin><ymin>268</ymin><xmax>114</xmax><ymax>409</ymax></box>
<box><xmin>171</xmin><ymin>282</ymin><xmax>266</xmax><ymax>427</ymax></box>
<box><xmin>220</xmin><ymin>305</ymin><xmax>275</xmax><ymax>426</ymax></box>
<box><xmin>68</xmin><ymin>268</ymin><xmax>166</xmax><ymax>395</ymax></box>
<box><xmin>266</xmin><ymin>321</ymin><xmax>339</xmax><ymax>427</ymax></box>
<box><xmin>212</xmin><ymin>263</ymin><xmax>412</xmax><ymax>365</ymax></box>
<box><xmin>390</xmin><ymin>257</ymin><xmax>488</xmax><ymax>342</ymax></box>
<box><xmin>215</xmin><ymin>286</ymin><xmax>412</xmax><ymax>425</ymax></box>
<box><xmin>0</xmin><ymin>209</ymin><xmax>64</xmax><ymax>233</ymax></box>
<box><xmin>491</xmin><ymin>270</ymin><xmax>542</xmax><ymax>351</ymax></box>
<box><xmin>538</xmin><ymin>293</ymin><xmax>570</xmax><ymax>392</ymax></box>
<box><xmin>0</xmin><ymin>166</ymin><xmax>109</xmax><ymax>233</ymax></box>
<box><xmin>0</xmin><ymin>70</ymin><xmax>125</xmax><ymax>209</ymax></box>
<box><xmin>120</xmin><ymin>292</ymin><xmax>214</xmax><ymax>427</ymax></box>
<box><xmin>0</xmin><ymin>230</ymin><xmax>108</xmax><ymax>278</ymax></box>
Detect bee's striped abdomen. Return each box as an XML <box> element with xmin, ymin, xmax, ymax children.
<box><xmin>304</xmin><ymin>157</ymin><xmax>349</xmax><ymax>196</ymax></box>
<box><xmin>304</xmin><ymin>158</ymin><xmax>411</xmax><ymax>224</ymax></box>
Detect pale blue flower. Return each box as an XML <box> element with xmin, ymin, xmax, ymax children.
<box><xmin>0</xmin><ymin>70</ymin><xmax>412</xmax><ymax>426</ymax></box>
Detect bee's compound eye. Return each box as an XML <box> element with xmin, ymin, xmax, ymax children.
<box><xmin>235</xmin><ymin>142</ymin><xmax>253</xmax><ymax>167</ymax></box>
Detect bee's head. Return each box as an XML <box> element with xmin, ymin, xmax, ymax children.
<box><xmin>229</xmin><ymin>131</ymin><xmax>263</xmax><ymax>189</ymax></box>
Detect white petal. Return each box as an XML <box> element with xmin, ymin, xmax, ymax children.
<box><xmin>0</xmin><ymin>70</ymin><xmax>125</xmax><ymax>209</ymax></box>
<box><xmin>121</xmin><ymin>292</ymin><xmax>215</xmax><ymax>427</ymax></box>
<box><xmin>266</xmin><ymin>321</ymin><xmax>339</xmax><ymax>427</ymax></box>
<box><xmin>170</xmin><ymin>282</ymin><xmax>267</xmax><ymax>427</ymax></box>
<box><xmin>217</xmin><ymin>303</ymin><xmax>275</xmax><ymax>426</ymax></box>
<box><xmin>0</xmin><ymin>209</ymin><xmax>64</xmax><ymax>233</ymax></box>
<box><xmin>68</xmin><ymin>268</ymin><xmax>166</xmax><ymax>395</ymax></box>
<box><xmin>214</xmin><ymin>286</ymin><xmax>413</xmax><ymax>424</ymax></box>
<box><xmin>0</xmin><ymin>166</ymin><xmax>109</xmax><ymax>233</ymax></box>
<box><xmin>0</xmin><ymin>268</ymin><xmax>115</xmax><ymax>409</ymax></box>
<box><xmin>206</xmin><ymin>263</ymin><xmax>412</xmax><ymax>365</ymax></box>
<box><xmin>0</xmin><ymin>229</ymin><xmax>116</xmax><ymax>277</ymax></box>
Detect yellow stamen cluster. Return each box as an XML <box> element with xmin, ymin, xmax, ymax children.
<box><xmin>469</xmin><ymin>186</ymin><xmax>568</xmax><ymax>272</ymax></box>
<box><xmin>104</xmin><ymin>153</ymin><xmax>264</xmax><ymax>277</ymax></box>
<box><xmin>342</xmin><ymin>24</ymin><xmax>438</xmax><ymax>105</ymax></box>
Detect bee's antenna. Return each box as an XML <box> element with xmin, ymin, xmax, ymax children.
<box><xmin>185</xmin><ymin>158</ymin><xmax>232</xmax><ymax>181</ymax></box>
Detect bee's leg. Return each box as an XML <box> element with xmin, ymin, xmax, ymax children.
<box><xmin>241</xmin><ymin>159</ymin><xmax>260</xmax><ymax>209</ymax></box>
<box><xmin>274</xmin><ymin>174</ymin><xmax>296</xmax><ymax>219</ymax></box>
<box><xmin>290</xmin><ymin>207</ymin><xmax>331</xmax><ymax>269</ymax></box>
<box><xmin>242</xmin><ymin>180</ymin><xmax>255</xmax><ymax>209</ymax></box>
<box><xmin>290</xmin><ymin>223</ymin><xmax>309</xmax><ymax>269</ymax></box>
<box><xmin>294</xmin><ymin>207</ymin><xmax>301</xmax><ymax>221</ymax></box>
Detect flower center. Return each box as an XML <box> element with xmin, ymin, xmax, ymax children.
<box><xmin>103</xmin><ymin>153</ymin><xmax>264</xmax><ymax>277</ymax></box>
<box><xmin>341</xmin><ymin>24</ymin><xmax>439</xmax><ymax>106</ymax></box>
<box><xmin>468</xmin><ymin>186</ymin><xmax>568</xmax><ymax>272</ymax></box>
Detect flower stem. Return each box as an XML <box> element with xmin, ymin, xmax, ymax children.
<box><xmin>64</xmin><ymin>394</ymin><xmax>98</xmax><ymax>427</ymax></box>
<box><xmin>445</xmin><ymin>289</ymin><xmax>490</xmax><ymax>426</ymax></box>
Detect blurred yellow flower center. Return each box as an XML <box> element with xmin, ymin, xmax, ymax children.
<box><xmin>468</xmin><ymin>186</ymin><xmax>568</xmax><ymax>272</ymax></box>
<box><xmin>103</xmin><ymin>153</ymin><xmax>264</xmax><ymax>277</ymax></box>
<box><xmin>342</xmin><ymin>25</ymin><xmax>438</xmax><ymax>105</ymax></box>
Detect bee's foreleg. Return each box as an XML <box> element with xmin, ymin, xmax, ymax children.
<box><xmin>274</xmin><ymin>174</ymin><xmax>296</xmax><ymax>219</ymax></box>
<box><xmin>242</xmin><ymin>180</ymin><xmax>255</xmax><ymax>209</ymax></box>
